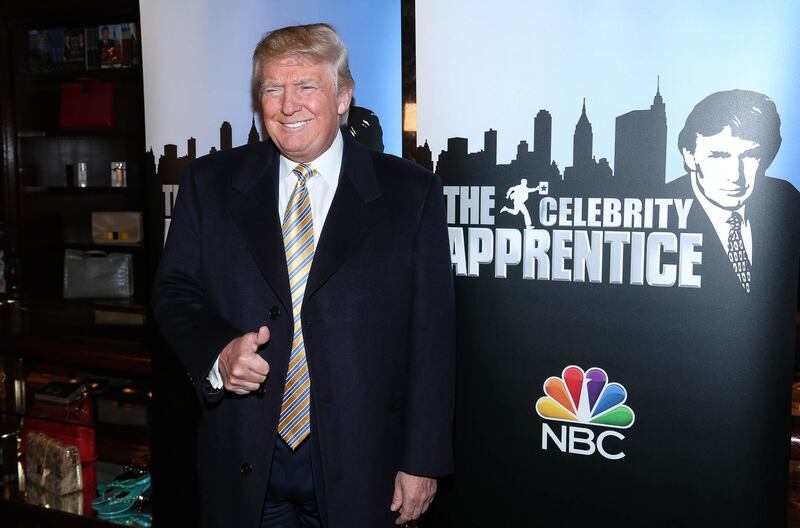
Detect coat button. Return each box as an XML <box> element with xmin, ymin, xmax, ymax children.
<box><xmin>240</xmin><ymin>463</ymin><xmax>253</xmax><ymax>475</ymax></box>
<box><xmin>268</xmin><ymin>306</ymin><xmax>280</xmax><ymax>320</ymax></box>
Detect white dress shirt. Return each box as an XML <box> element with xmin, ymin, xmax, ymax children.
<box><xmin>208</xmin><ymin>132</ymin><xmax>344</xmax><ymax>389</ymax></box>
<box><xmin>690</xmin><ymin>173</ymin><xmax>754</xmax><ymax>264</ymax></box>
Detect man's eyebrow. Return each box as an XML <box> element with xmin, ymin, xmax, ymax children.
<box><xmin>741</xmin><ymin>146</ymin><xmax>762</xmax><ymax>156</ymax></box>
<box><xmin>291</xmin><ymin>78</ymin><xmax>319</xmax><ymax>86</ymax></box>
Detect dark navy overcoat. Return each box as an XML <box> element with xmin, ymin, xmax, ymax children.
<box><xmin>152</xmin><ymin>133</ymin><xmax>455</xmax><ymax>527</ymax></box>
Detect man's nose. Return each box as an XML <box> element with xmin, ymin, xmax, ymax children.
<box><xmin>281</xmin><ymin>90</ymin><xmax>300</xmax><ymax>115</ymax></box>
<box><xmin>735</xmin><ymin>157</ymin><xmax>747</xmax><ymax>182</ymax></box>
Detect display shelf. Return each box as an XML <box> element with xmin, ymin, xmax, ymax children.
<box><xmin>0</xmin><ymin>355</ymin><xmax>151</xmax><ymax>432</ymax></box>
<box><xmin>1</xmin><ymin>0</ymin><xmax>155</xmax><ymax>525</ymax></box>
<box><xmin>1</xmin><ymin>397</ymin><xmax>92</xmax><ymax>432</ymax></box>
<box><xmin>23</xmin><ymin>241</ymin><xmax>145</xmax><ymax>252</ymax></box>
<box><xmin>21</xmin><ymin>64</ymin><xmax>143</xmax><ymax>84</ymax></box>
<box><xmin>18</xmin><ymin>130</ymin><xmax>133</xmax><ymax>139</ymax></box>
<box><xmin>9</xmin><ymin>296</ymin><xmax>146</xmax><ymax>312</ymax></box>
<box><xmin>96</xmin><ymin>435</ymin><xmax>149</xmax><ymax>466</ymax></box>
<box><xmin>0</xmin><ymin>376</ymin><xmax>150</xmax><ymax>438</ymax></box>
<box><xmin>0</xmin><ymin>410</ymin><xmax>150</xmax><ymax>469</ymax></box>
<box><xmin>8</xmin><ymin>297</ymin><xmax>150</xmax><ymax>327</ymax></box>
<box><xmin>22</xmin><ymin>185</ymin><xmax>142</xmax><ymax>195</ymax></box>
<box><xmin>12</xmin><ymin>76</ymin><xmax>143</xmax><ymax>139</ymax></box>
<box><xmin>0</xmin><ymin>354</ymin><xmax>151</xmax><ymax>523</ymax></box>
<box><xmin>1</xmin><ymin>335</ymin><xmax>151</xmax><ymax>376</ymax></box>
<box><xmin>0</xmin><ymin>457</ymin><xmax>150</xmax><ymax>525</ymax></box>
<box><xmin>0</xmin><ymin>496</ymin><xmax>121</xmax><ymax>527</ymax></box>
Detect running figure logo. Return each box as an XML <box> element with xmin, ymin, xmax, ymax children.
<box><xmin>500</xmin><ymin>178</ymin><xmax>549</xmax><ymax>228</ymax></box>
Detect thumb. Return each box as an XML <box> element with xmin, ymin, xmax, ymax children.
<box><xmin>254</xmin><ymin>325</ymin><xmax>271</xmax><ymax>346</ymax></box>
<box><xmin>390</xmin><ymin>480</ymin><xmax>403</xmax><ymax>512</ymax></box>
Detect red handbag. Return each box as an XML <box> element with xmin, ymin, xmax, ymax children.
<box><xmin>59</xmin><ymin>79</ymin><xmax>114</xmax><ymax>130</ymax></box>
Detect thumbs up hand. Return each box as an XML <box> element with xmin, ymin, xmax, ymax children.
<box><xmin>219</xmin><ymin>326</ymin><xmax>271</xmax><ymax>395</ymax></box>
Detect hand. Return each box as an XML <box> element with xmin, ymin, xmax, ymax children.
<box><xmin>219</xmin><ymin>326</ymin><xmax>270</xmax><ymax>395</ymax></box>
<box><xmin>390</xmin><ymin>471</ymin><xmax>437</xmax><ymax>525</ymax></box>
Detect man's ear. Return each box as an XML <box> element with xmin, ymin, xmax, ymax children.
<box><xmin>681</xmin><ymin>148</ymin><xmax>697</xmax><ymax>172</ymax></box>
<box><xmin>337</xmin><ymin>85</ymin><xmax>353</xmax><ymax>116</ymax></box>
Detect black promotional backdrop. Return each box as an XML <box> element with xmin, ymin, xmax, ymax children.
<box><xmin>404</xmin><ymin>1</ymin><xmax>800</xmax><ymax>525</ymax></box>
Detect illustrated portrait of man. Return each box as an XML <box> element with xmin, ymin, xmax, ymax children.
<box><xmin>152</xmin><ymin>23</ymin><xmax>455</xmax><ymax>528</ymax></box>
<box><xmin>670</xmin><ymin>89</ymin><xmax>799</xmax><ymax>298</ymax></box>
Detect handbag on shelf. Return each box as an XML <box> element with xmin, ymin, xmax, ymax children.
<box><xmin>91</xmin><ymin>211</ymin><xmax>143</xmax><ymax>244</ymax></box>
<box><xmin>24</xmin><ymin>431</ymin><xmax>83</xmax><ymax>495</ymax></box>
<box><xmin>22</xmin><ymin>397</ymin><xmax>98</xmax><ymax>509</ymax></box>
<box><xmin>58</xmin><ymin>79</ymin><xmax>114</xmax><ymax>130</ymax></box>
<box><xmin>63</xmin><ymin>249</ymin><xmax>134</xmax><ymax>299</ymax></box>
<box><xmin>26</xmin><ymin>485</ymin><xmax>84</xmax><ymax>515</ymax></box>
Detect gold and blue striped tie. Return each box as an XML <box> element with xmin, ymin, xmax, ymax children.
<box><xmin>278</xmin><ymin>163</ymin><xmax>315</xmax><ymax>450</ymax></box>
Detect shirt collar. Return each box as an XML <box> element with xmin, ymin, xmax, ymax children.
<box><xmin>279</xmin><ymin>131</ymin><xmax>344</xmax><ymax>185</ymax></box>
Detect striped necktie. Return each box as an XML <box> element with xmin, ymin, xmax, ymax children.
<box><xmin>278</xmin><ymin>163</ymin><xmax>315</xmax><ymax>449</ymax></box>
<box><xmin>726</xmin><ymin>211</ymin><xmax>751</xmax><ymax>293</ymax></box>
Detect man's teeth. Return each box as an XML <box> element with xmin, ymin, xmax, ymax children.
<box><xmin>285</xmin><ymin>120</ymin><xmax>310</xmax><ymax>128</ymax></box>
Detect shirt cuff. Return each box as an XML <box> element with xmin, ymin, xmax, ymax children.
<box><xmin>208</xmin><ymin>356</ymin><xmax>223</xmax><ymax>390</ymax></box>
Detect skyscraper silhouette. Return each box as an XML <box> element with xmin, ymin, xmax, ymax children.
<box><xmin>484</xmin><ymin>129</ymin><xmax>497</xmax><ymax>166</ymax></box>
<box><xmin>563</xmin><ymin>99</ymin><xmax>611</xmax><ymax>187</ymax></box>
<box><xmin>248</xmin><ymin>116</ymin><xmax>261</xmax><ymax>144</ymax></box>
<box><xmin>533</xmin><ymin>110</ymin><xmax>552</xmax><ymax>173</ymax></box>
<box><xmin>220</xmin><ymin>121</ymin><xmax>233</xmax><ymax>150</ymax></box>
<box><xmin>614</xmin><ymin>79</ymin><xmax>667</xmax><ymax>192</ymax></box>
<box><xmin>415</xmin><ymin>140</ymin><xmax>433</xmax><ymax>172</ymax></box>
<box><xmin>517</xmin><ymin>140</ymin><xmax>530</xmax><ymax>161</ymax></box>
<box><xmin>434</xmin><ymin>133</ymin><xmax>503</xmax><ymax>186</ymax></box>
<box><xmin>164</xmin><ymin>144</ymin><xmax>177</xmax><ymax>160</ymax></box>
<box><xmin>572</xmin><ymin>98</ymin><xmax>593</xmax><ymax>169</ymax></box>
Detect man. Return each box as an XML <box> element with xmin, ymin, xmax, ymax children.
<box><xmin>98</xmin><ymin>26</ymin><xmax>117</xmax><ymax>65</ymax></box>
<box><xmin>670</xmin><ymin>89</ymin><xmax>798</xmax><ymax>298</ymax></box>
<box><xmin>152</xmin><ymin>23</ymin><xmax>455</xmax><ymax>527</ymax></box>
<box><xmin>500</xmin><ymin>178</ymin><xmax>542</xmax><ymax>229</ymax></box>
<box><xmin>663</xmin><ymin>89</ymin><xmax>799</xmax><ymax>526</ymax></box>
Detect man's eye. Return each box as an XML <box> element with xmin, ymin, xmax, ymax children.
<box><xmin>263</xmin><ymin>88</ymin><xmax>281</xmax><ymax>96</ymax></box>
<box><xmin>709</xmin><ymin>151</ymin><xmax>731</xmax><ymax>159</ymax></box>
<box><xmin>300</xmin><ymin>85</ymin><xmax>316</xmax><ymax>92</ymax></box>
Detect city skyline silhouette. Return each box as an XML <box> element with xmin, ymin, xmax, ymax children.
<box><xmin>153</xmin><ymin>104</ymin><xmax>386</xmax><ymax>187</ymax></box>
<box><xmin>415</xmin><ymin>83</ymin><xmax>669</xmax><ymax>198</ymax></box>
<box><xmin>154</xmin><ymin>117</ymin><xmax>262</xmax><ymax>186</ymax></box>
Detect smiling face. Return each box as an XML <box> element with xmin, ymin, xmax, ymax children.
<box><xmin>682</xmin><ymin>126</ymin><xmax>763</xmax><ymax>210</ymax></box>
<box><xmin>259</xmin><ymin>55</ymin><xmax>352</xmax><ymax>163</ymax></box>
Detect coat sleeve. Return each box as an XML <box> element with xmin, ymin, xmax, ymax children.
<box><xmin>401</xmin><ymin>173</ymin><xmax>456</xmax><ymax>477</ymax></box>
<box><xmin>151</xmin><ymin>163</ymin><xmax>241</xmax><ymax>405</ymax></box>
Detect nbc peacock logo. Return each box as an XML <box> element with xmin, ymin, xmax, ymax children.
<box><xmin>536</xmin><ymin>365</ymin><xmax>635</xmax><ymax>460</ymax></box>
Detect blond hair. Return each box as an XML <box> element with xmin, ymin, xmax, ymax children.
<box><xmin>251</xmin><ymin>23</ymin><xmax>354</xmax><ymax>114</ymax></box>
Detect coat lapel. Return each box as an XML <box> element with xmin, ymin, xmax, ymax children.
<box><xmin>305</xmin><ymin>135</ymin><xmax>382</xmax><ymax>301</ymax></box>
<box><xmin>227</xmin><ymin>142</ymin><xmax>292</xmax><ymax>311</ymax></box>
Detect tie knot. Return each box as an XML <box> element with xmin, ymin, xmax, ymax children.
<box><xmin>292</xmin><ymin>163</ymin><xmax>314</xmax><ymax>184</ymax></box>
<box><xmin>726</xmin><ymin>211</ymin><xmax>743</xmax><ymax>229</ymax></box>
